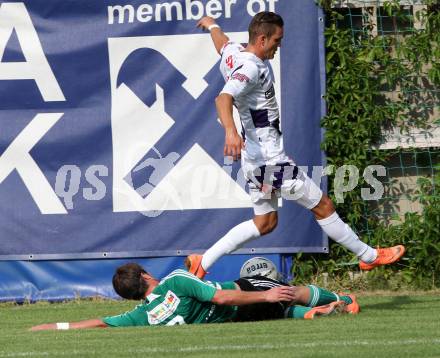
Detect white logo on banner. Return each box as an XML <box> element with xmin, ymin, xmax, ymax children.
<box><xmin>108</xmin><ymin>33</ymin><xmax>281</xmax><ymax>212</ymax></box>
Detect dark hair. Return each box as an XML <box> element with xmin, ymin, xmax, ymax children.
<box><xmin>248</xmin><ymin>12</ymin><xmax>284</xmax><ymax>44</ymax></box>
<box><xmin>112</xmin><ymin>263</ymin><xmax>149</xmax><ymax>300</ymax></box>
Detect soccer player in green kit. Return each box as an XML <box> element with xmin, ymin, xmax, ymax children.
<box><xmin>30</xmin><ymin>262</ymin><xmax>359</xmax><ymax>331</ymax></box>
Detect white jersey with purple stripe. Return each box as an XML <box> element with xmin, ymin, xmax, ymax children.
<box><xmin>218</xmin><ymin>43</ymin><xmax>322</xmax><ymax>213</ymax></box>
<box><xmin>219</xmin><ymin>42</ymin><xmax>290</xmax><ymax>168</ymax></box>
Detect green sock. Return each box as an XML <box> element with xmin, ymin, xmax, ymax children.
<box><xmin>286</xmin><ymin>305</ymin><xmax>312</xmax><ymax>319</ymax></box>
<box><xmin>306</xmin><ymin>285</ymin><xmax>352</xmax><ymax>306</ymax></box>
<box><xmin>339</xmin><ymin>295</ymin><xmax>353</xmax><ymax>305</ymax></box>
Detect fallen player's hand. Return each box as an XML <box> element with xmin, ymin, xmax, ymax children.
<box><xmin>30</xmin><ymin>323</ymin><xmax>56</xmax><ymax>331</ymax></box>
<box><xmin>264</xmin><ymin>286</ymin><xmax>297</xmax><ymax>303</ymax></box>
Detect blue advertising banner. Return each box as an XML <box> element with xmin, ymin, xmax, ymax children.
<box><xmin>0</xmin><ymin>254</ymin><xmax>290</xmax><ymax>302</ymax></box>
<box><xmin>0</xmin><ymin>0</ymin><xmax>328</xmax><ymax>260</ymax></box>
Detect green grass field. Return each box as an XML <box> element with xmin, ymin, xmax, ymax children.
<box><xmin>0</xmin><ymin>293</ymin><xmax>439</xmax><ymax>358</ymax></box>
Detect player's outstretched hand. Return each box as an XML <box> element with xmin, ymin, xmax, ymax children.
<box><xmin>30</xmin><ymin>323</ymin><xmax>56</xmax><ymax>331</ymax></box>
<box><xmin>264</xmin><ymin>286</ymin><xmax>297</xmax><ymax>303</ymax></box>
<box><xmin>196</xmin><ymin>16</ymin><xmax>217</xmax><ymax>31</ymax></box>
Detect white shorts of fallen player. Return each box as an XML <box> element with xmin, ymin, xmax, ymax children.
<box><xmin>242</xmin><ymin>157</ymin><xmax>323</xmax><ymax>216</ymax></box>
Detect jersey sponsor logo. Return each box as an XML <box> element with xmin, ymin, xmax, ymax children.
<box><xmin>147</xmin><ymin>290</ymin><xmax>180</xmax><ymax>325</ymax></box>
<box><xmin>231</xmin><ymin>72</ymin><xmax>250</xmax><ymax>83</ymax></box>
<box><xmin>265</xmin><ymin>84</ymin><xmax>275</xmax><ymax>99</ymax></box>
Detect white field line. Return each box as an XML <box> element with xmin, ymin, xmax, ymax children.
<box><xmin>1</xmin><ymin>338</ymin><xmax>440</xmax><ymax>356</ymax></box>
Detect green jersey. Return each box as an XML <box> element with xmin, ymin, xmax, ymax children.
<box><xmin>103</xmin><ymin>269</ymin><xmax>237</xmax><ymax>327</ymax></box>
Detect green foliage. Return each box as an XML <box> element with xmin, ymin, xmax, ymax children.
<box><xmin>370</xmin><ymin>171</ymin><xmax>440</xmax><ymax>288</ymax></box>
<box><xmin>293</xmin><ymin>169</ymin><xmax>440</xmax><ymax>290</ymax></box>
<box><xmin>293</xmin><ymin>1</ymin><xmax>440</xmax><ymax>289</ymax></box>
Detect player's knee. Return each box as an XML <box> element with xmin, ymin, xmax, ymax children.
<box><xmin>312</xmin><ymin>195</ymin><xmax>335</xmax><ymax>219</ymax></box>
<box><xmin>254</xmin><ymin>214</ymin><xmax>278</xmax><ymax>235</ymax></box>
<box><xmin>263</xmin><ymin>219</ymin><xmax>278</xmax><ymax>234</ymax></box>
<box><xmin>320</xmin><ymin>195</ymin><xmax>335</xmax><ymax>214</ymax></box>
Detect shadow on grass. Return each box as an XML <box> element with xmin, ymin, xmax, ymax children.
<box><xmin>362</xmin><ymin>296</ymin><xmax>413</xmax><ymax>310</ymax></box>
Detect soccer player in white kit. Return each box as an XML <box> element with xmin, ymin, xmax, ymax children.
<box><xmin>186</xmin><ymin>12</ymin><xmax>405</xmax><ymax>279</ymax></box>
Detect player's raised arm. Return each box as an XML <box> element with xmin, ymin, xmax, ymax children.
<box><xmin>197</xmin><ymin>16</ymin><xmax>229</xmax><ymax>55</ymax></box>
<box><xmin>30</xmin><ymin>318</ymin><xmax>107</xmax><ymax>331</ymax></box>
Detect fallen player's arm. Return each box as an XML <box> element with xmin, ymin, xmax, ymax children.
<box><xmin>30</xmin><ymin>319</ymin><xmax>107</xmax><ymax>331</ymax></box>
<box><xmin>211</xmin><ymin>285</ymin><xmax>296</xmax><ymax>306</ymax></box>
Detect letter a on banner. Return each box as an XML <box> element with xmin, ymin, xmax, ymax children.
<box><xmin>0</xmin><ymin>2</ymin><xmax>65</xmax><ymax>101</ymax></box>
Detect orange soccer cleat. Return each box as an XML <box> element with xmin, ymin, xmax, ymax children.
<box><xmin>303</xmin><ymin>301</ymin><xmax>347</xmax><ymax>320</ymax></box>
<box><xmin>340</xmin><ymin>293</ymin><xmax>360</xmax><ymax>314</ymax></box>
<box><xmin>185</xmin><ymin>254</ymin><xmax>207</xmax><ymax>279</ymax></box>
<box><xmin>359</xmin><ymin>245</ymin><xmax>406</xmax><ymax>271</ymax></box>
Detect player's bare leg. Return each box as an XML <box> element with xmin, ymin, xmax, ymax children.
<box><xmin>187</xmin><ymin>193</ymin><xmax>404</xmax><ymax>279</ymax></box>
<box><xmin>186</xmin><ymin>212</ymin><xmax>277</xmax><ymax>279</ymax></box>
<box><xmin>311</xmin><ymin>195</ymin><xmax>405</xmax><ymax>270</ymax></box>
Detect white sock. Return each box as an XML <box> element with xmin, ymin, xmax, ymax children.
<box><xmin>317</xmin><ymin>212</ymin><xmax>377</xmax><ymax>263</ymax></box>
<box><xmin>201</xmin><ymin>220</ymin><xmax>261</xmax><ymax>270</ymax></box>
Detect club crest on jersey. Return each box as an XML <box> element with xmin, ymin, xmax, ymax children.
<box><xmin>147</xmin><ymin>291</ymin><xmax>180</xmax><ymax>325</ymax></box>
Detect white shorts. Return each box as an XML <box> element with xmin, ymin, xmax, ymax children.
<box><xmin>244</xmin><ymin>161</ymin><xmax>323</xmax><ymax>216</ymax></box>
